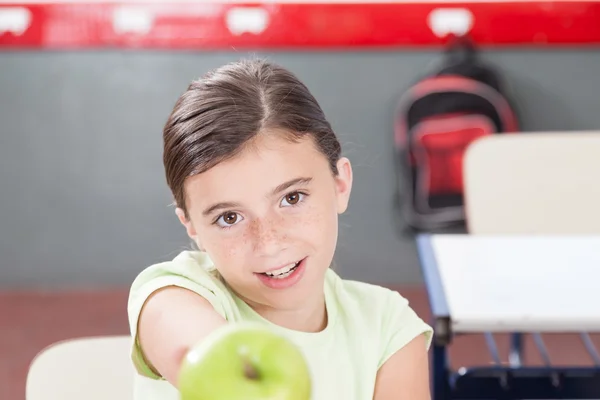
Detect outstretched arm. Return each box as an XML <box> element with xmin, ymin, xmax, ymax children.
<box><xmin>137</xmin><ymin>286</ymin><xmax>227</xmax><ymax>386</ymax></box>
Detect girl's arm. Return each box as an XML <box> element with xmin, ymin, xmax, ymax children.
<box><xmin>373</xmin><ymin>333</ymin><xmax>431</xmax><ymax>400</ymax></box>
<box><xmin>137</xmin><ymin>286</ymin><xmax>228</xmax><ymax>386</ymax></box>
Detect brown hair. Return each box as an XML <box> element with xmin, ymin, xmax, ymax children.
<box><xmin>163</xmin><ymin>58</ymin><xmax>341</xmax><ymax>218</ymax></box>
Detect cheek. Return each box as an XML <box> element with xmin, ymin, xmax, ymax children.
<box><xmin>295</xmin><ymin>201</ymin><xmax>338</xmax><ymax>243</ymax></box>
<box><xmin>199</xmin><ymin>228</ymin><xmax>248</xmax><ymax>268</ymax></box>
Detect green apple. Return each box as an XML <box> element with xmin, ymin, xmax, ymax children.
<box><xmin>178</xmin><ymin>322</ymin><xmax>312</xmax><ymax>400</ymax></box>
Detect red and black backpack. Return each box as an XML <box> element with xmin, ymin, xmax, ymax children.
<box><xmin>394</xmin><ymin>38</ymin><xmax>520</xmax><ymax>232</ymax></box>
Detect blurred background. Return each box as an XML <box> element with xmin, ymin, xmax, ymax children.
<box><xmin>2</xmin><ymin>0</ymin><xmax>600</xmax><ymax>399</ymax></box>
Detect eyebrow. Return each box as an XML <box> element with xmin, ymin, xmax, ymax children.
<box><xmin>201</xmin><ymin>177</ymin><xmax>313</xmax><ymax>217</ymax></box>
<box><xmin>271</xmin><ymin>177</ymin><xmax>312</xmax><ymax>196</ymax></box>
<box><xmin>202</xmin><ymin>201</ymin><xmax>241</xmax><ymax>217</ymax></box>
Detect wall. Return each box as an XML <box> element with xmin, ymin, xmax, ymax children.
<box><xmin>1</xmin><ymin>49</ymin><xmax>599</xmax><ymax>289</ymax></box>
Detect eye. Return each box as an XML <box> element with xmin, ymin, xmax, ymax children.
<box><xmin>281</xmin><ymin>191</ymin><xmax>305</xmax><ymax>207</ymax></box>
<box><xmin>215</xmin><ymin>212</ymin><xmax>243</xmax><ymax>228</ymax></box>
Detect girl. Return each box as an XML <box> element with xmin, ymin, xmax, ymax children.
<box><xmin>128</xmin><ymin>58</ymin><xmax>433</xmax><ymax>399</ymax></box>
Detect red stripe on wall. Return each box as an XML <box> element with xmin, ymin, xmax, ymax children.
<box><xmin>0</xmin><ymin>2</ymin><xmax>599</xmax><ymax>49</ymax></box>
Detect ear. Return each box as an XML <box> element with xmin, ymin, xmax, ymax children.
<box><xmin>175</xmin><ymin>207</ymin><xmax>198</xmax><ymax>241</ymax></box>
<box><xmin>334</xmin><ymin>157</ymin><xmax>353</xmax><ymax>214</ymax></box>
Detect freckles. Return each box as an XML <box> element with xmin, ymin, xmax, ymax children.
<box><xmin>247</xmin><ymin>220</ymin><xmax>259</xmax><ymax>238</ymax></box>
<box><xmin>298</xmin><ymin>205</ymin><xmax>328</xmax><ymax>231</ymax></box>
<box><xmin>240</xmin><ymin>231</ymin><xmax>250</xmax><ymax>245</ymax></box>
<box><xmin>239</xmin><ymin>229</ymin><xmax>253</xmax><ymax>248</ymax></box>
<box><xmin>209</xmin><ymin>233</ymin><xmax>244</xmax><ymax>259</ymax></box>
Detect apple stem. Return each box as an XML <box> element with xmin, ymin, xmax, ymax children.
<box><xmin>243</xmin><ymin>361</ymin><xmax>260</xmax><ymax>380</ymax></box>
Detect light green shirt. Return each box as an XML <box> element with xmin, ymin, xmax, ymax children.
<box><xmin>127</xmin><ymin>251</ymin><xmax>433</xmax><ymax>400</ymax></box>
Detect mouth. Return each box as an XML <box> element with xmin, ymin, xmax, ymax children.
<box><xmin>260</xmin><ymin>261</ymin><xmax>301</xmax><ymax>279</ymax></box>
<box><xmin>255</xmin><ymin>257</ymin><xmax>307</xmax><ymax>289</ymax></box>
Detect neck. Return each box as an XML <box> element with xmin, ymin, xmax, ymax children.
<box><xmin>245</xmin><ymin>292</ymin><xmax>328</xmax><ymax>333</ymax></box>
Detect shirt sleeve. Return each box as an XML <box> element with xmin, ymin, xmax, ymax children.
<box><xmin>126</xmin><ymin>252</ymin><xmax>231</xmax><ymax>379</ymax></box>
<box><xmin>378</xmin><ymin>290</ymin><xmax>434</xmax><ymax>369</ymax></box>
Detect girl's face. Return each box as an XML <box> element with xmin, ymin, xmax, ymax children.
<box><xmin>176</xmin><ymin>131</ymin><xmax>352</xmax><ymax>311</ymax></box>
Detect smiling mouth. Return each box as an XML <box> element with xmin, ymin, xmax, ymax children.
<box><xmin>260</xmin><ymin>260</ymin><xmax>301</xmax><ymax>279</ymax></box>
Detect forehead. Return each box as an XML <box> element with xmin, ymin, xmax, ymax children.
<box><xmin>185</xmin><ymin>132</ymin><xmax>330</xmax><ymax>205</ymax></box>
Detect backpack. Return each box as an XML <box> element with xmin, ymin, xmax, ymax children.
<box><xmin>394</xmin><ymin>37</ymin><xmax>520</xmax><ymax>232</ymax></box>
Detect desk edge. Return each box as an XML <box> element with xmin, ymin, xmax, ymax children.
<box><xmin>416</xmin><ymin>234</ymin><xmax>452</xmax><ymax>344</ymax></box>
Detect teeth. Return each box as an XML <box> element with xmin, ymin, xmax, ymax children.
<box><xmin>269</xmin><ymin>269</ymin><xmax>295</xmax><ymax>279</ymax></box>
<box><xmin>264</xmin><ymin>261</ymin><xmax>299</xmax><ymax>277</ymax></box>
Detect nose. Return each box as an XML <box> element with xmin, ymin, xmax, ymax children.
<box><xmin>250</xmin><ymin>216</ymin><xmax>287</xmax><ymax>257</ymax></box>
